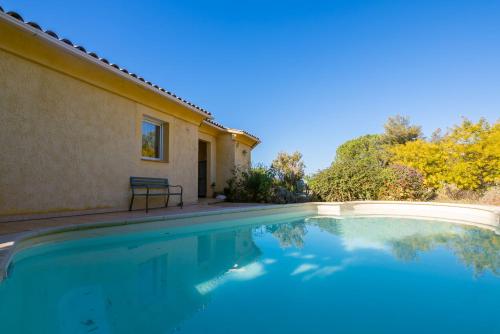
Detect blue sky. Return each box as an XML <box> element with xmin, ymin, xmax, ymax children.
<box><xmin>4</xmin><ymin>0</ymin><xmax>499</xmax><ymax>173</ymax></box>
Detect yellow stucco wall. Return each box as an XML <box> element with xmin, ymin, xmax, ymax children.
<box><xmin>235</xmin><ymin>142</ymin><xmax>252</xmax><ymax>170</ymax></box>
<box><xmin>213</xmin><ymin>134</ymin><xmax>254</xmax><ymax>193</ymax></box>
<box><xmin>0</xmin><ymin>48</ymin><xmax>198</xmax><ymax>215</ymax></box>
<box><xmin>215</xmin><ymin>134</ymin><xmax>236</xmax><ymax>193</ymax></box>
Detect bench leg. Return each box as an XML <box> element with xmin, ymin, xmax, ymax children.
<box><xmin>146</xmin><ymin>194</ymin><xmax>149</xmax><ymax>213</ymax></box>
<box><xmin>165</xmin><ymin>194</ymin><xmax>170</xmax><ymax>208</ymax></box>
<box><xmin>129</xmin><ymin>194</ymin><xmax>135</xmax><ymax>211</ymax></box>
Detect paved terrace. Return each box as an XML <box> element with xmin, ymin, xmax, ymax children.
<box><xmin>0</xmin><ymin>201</ymin><xmax>261</xmax><ymax>240</ymax></box>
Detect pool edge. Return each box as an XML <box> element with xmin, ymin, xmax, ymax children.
<box><xmin>1</xmin><ymin>201</ymin><xmax>498</xmax><ymax>282</ymax></box>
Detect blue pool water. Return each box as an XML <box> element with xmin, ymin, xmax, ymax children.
<box><xmin>0</xmin><ymin>212</ymin><xmax>499</xmax><ymax>333</ymax></box>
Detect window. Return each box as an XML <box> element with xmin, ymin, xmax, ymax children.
<box><xmin>142</xmin><ymin>118</ymin><xmax>164</xmax><ymax>160</ymax></box>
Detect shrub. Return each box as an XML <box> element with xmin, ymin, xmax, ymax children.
<box><xmin>309</xmin><ymin>159</ymin><xmax>386</xmax><ymax>201</ymax></box>
<box><xmin>309</xmin><ymin>134</ymin><xmax>389</xmax><ymax>201</ymax></box>
<box><xmin>310</xmin><ymin>117</ymin><xmax>499</xmax><ymax>204</ymax></box>
<box><xmin>224</xmin><ymin>152</ymin><xmax>310</xmax><ymax>204</ymax></box>
<box><xmin>379</xmin><ymin>165</ymin><xmax>432</xmax><ymax>201</ymax></box>
<box><xmin>388</xmin><ymin>139</ymin><xmax>448</xmax><ymax>190</ymax></box>
<box><xmin>224</xmin><ymin>166</ymin><xmax>275</xmax><ymax>203</ymax></box>
<box><xmin>271</xmin><ymin>151</ymin><xmax>306</xmax><ymax>192</ymax></box>
<box><xmin>390</xmin><ymin>118</ymin><xmax>500</xmax><ymax>191</ymax></box>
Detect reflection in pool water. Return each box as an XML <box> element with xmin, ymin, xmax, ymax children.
<box><xmin>306</xmin><ymin>216</ymin><xmax>500</xmax><ymax>276</ymax></box>
<box><xmin>0</xmin><ymin>214</ymin><xmax>499</xmax><ymax>333</ymax></box>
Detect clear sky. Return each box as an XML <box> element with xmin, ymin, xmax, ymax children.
<box><xmin>4</xmin><ymin>0</ymin><xmax>499</xmax><ymax>173</ymax></box>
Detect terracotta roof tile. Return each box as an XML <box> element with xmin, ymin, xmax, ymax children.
<box><xmin>205</xmin><ymin>120</ymin><xmax>260</xmax><ymax>142</ymax></box>
<box><xmin>6</xmin><ymin>11</ymin><xmax>23</xmax><ymax>21</ymax></box>
<box><xmin>205</xmin><ymin>119</ymin><xmax>226</xmax><ymax>130</ymax></box>
<box><xmin>60</xmin><ymin>38</ymin><xmax>73</xmax><ymax>46</ymax></box>
<box><xmin>45</xmin><ymin>30</ymin><xmax>58</xmax><ymax>39</ymax></box>
<box><xmin>27</xmin><ymin>21</ymin><xmax>42</xmax><ymax>30</ymax></box>
<box><xmin>1</xmin><ymin>9</ymin><xmax>211</xmax><ymax>116</ymax></box>
<box><xmin>241</xmin><ymin>130</ymin><xmax>260</xmax><ymax>141</ymax></box>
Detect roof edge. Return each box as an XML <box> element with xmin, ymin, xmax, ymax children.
<box><xmin>200</xmin><ymin>120</ymin><xmax>260</xmax><ymax>147</ymax></box>
<box><xmin>0</xmin><ymin>9</ymin><xmax>212</xmax><ymax>118</ymax></box>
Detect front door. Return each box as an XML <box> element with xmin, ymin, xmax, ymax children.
<box><xmin>198</xmin><ymin>160</ymin><xmax>207</xmax><ymax>197</ymax></box>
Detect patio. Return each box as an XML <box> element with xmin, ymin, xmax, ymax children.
<box><xmin>0</xmin><ymin>201</ymin><xmax>261</xmax><ymax>240</ymax></box>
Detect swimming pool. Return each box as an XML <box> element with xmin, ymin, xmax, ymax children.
<box><xmin>0</xmin><ymin>210</ymin><xmax>499</xmax><ymax>333</ymax></box>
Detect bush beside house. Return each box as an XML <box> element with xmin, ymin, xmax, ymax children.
<box><xmin>224</xmin><ymin>152</ymin><xmax>310</xmax><ymax>204</ymax></box>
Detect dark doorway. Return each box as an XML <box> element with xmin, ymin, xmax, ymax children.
<box><xmin>198</xmin><ymin>141</ymin><xmax>208</xmax><ymax>197</ymax></box>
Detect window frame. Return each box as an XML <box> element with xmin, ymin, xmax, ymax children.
<box><xmin>141</xmin><ymin>117</ymin><xmax>164</xmax><ymax>161</ymax></box>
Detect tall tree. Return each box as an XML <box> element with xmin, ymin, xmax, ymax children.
<box><xmin>383</xmin><ymin>115</ymin><xmax>422</xmax><ymax>145</ymax></box>
<box><xmin>271</xmin><ymin>151</ymin><xmax>306</xmax><ymax>192</ymax></box>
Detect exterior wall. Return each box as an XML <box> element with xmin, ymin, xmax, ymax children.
<box><xmin>214</xmin><ymin>135</ymin><xmax>253</xmax><ymax>193</ymax></box>
<box><xmin>0</xmin><ymin>48</ymin><xmax>198</xmax><ymax>215</ymax></box>
<box><xmin>215</xmin><ymin>134</ymin><xmax>235</xmax><ymax>193</ymax></box>
<box><xmin>234</xmin><ymin>142</ymin><xmax>252</xmax><ymax>169</ymax></box>
<box><xmin>198</xmin><ymin>132</ymin><xmax>217</xmax><ymax>197</ymax></box>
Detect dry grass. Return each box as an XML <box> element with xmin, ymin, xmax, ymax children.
<box><xmin>479</xmin><ymin>186</ymin><xmax>500</xmax><ymax>206</ymax></box>
<box><xmin>434</xmin><ymin>185</ymin><xmax>500</xmax><ymax>206</ymax></box>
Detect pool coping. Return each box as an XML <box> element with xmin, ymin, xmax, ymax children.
<box><xmin>0</xmin><ymin>203</ymin><xmax>316</xmax><ymax>281</ymax></box>
<box><xmin>0</xmin><ymin>201</ymin><xmax>498</xmax><ymax>282</ymax></box>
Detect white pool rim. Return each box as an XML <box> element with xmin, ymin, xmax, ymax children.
<box><xmin>0</xmin><ymin>201</ymin><xmax>498</xmax><ymax>282</ymax></box>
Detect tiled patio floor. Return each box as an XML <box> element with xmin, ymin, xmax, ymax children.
<box><xmin>0</xmin><ymin>201</ymin><xmax>261</xmax><ymax>239</ymax></box>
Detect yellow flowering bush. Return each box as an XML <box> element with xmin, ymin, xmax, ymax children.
<box><xmin>390</xmin><ymin>119</ymin><xmax>500</xmax><ymax>191</ymax></box>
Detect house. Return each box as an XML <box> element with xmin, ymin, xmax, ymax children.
<box><xmin>0</xmin><ymin>9</ymin><xmax>260</xmax><ymax>216</ymax></box>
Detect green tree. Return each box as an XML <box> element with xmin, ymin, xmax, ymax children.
<box><xmin>383</xmin><ymin>115</ymin><xmax>422</xmax><ymax>145</ymax></box>
<box><xmin>335</xmin><ymin>134</ymin><xmax>388</xmax><ymax>166</ymax></box>
<box><xmin>271</xmin><ymin>151</ymin><xmax>306</xmax><ymax>192</ymax></box>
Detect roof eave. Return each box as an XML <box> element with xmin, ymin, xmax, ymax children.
<box><xmin>0</xmin><ymin>11</ymin><xmax>213</xmax><ymax>120</ymax></box>
<box><xmin>227</xmin><ymin>128</ymin><xmax>261</xmax><ymax>148</ymax></box>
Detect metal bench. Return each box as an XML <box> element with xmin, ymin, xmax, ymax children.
<box><xmin>129</xmin><ymin>177</ymin><xmax>183</xmax><ymax>213</ymax></box>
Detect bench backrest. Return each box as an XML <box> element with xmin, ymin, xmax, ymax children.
<box><xmin>130</xmin><ymin>177</ymin><xmax>169</xmax><ymax>188</ymax></box>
